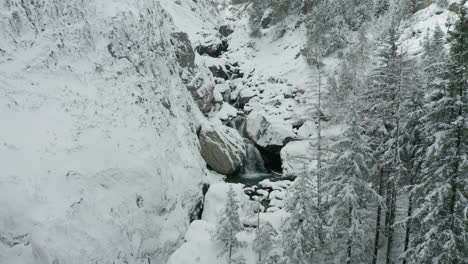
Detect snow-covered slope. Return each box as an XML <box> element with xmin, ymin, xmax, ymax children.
<box><xmin>0</xmin><ymin>0</ymin><xmax>213</xmax><ymax>263</ymax></box>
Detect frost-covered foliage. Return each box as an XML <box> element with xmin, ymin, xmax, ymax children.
<box><xmin>323</xmin><ymin>109</ymin><xmax>380</xmax><ymax>264</ymax></box>
<box><xmin>404</xmin><ymin>7</ymin><xmax>468</xmax><ymax>263</ymax></box>
<box><xmin>282</xmin><ymin>175</ymin><xmax>322</xmax><ymax>263</ymax></box>
<box><xmin>213</xmin><ymin>186</ymin><xmax>244</xmax><ymax>263</ymax></box>
<box><xmin>252</xmin><ymin>221</ymin><xmax>278</xmax><ymax>262</ymax></box>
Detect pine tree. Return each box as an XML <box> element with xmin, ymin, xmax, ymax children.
<box><xmin>214</xmin><ymin>186</ymin><xmax>243</xmax><ymax>264</ymax></box>
<box><xmin>406</xmin><ymin>7</ymin><xmax>468</xmax><ymax>263</ymax></box>
<box><xmin>323</xmin><ymin>106</ymin><xmax>381</xmax><ymax>264</ymax></box>
<box><xmin>363</xmin><ymin>25</ymin><xmax>413</xmax><ymax>264</ymax></box>
<box><xmin>282</xmin><ymin>175</ymin><xmax>321</xmax><ymax>263</ymax></box>
<box><xmin>252</xmin><ymin>221</ymin><xmax>278</xmax><ymax>263</ymax></box>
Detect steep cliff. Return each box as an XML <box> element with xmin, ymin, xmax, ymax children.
<box><xmin>0</xmin><ymin>0</ymin><xmax>213</xmax><ymax>263</ymax></box>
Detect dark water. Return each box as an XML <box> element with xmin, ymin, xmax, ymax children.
<box><xmin>226</xmin><ymin>172</ymin><xmax>272</xmax><ymax>186</ymax></box>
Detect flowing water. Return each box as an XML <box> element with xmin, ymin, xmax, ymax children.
<box><xmin>226</xmin><ymin>114</ymin><xmax>279</xmax><ymax>186</ymax></box>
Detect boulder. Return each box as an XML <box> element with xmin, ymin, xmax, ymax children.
<box><xmin>170</xmin><ymin>32</ymin><xmax>195</xmax><ymax>69</ymax></box>
<box><xmin>238</xmin><ymin>88</ymin><xmax>257</xmax><ymax>107</ymax></box>
<box><xmin>218</xmin><ymin>25</ymin><xmax>234</xmax><ymax>37</ymax></box>
<box><xmin>246</xmin><ymin>112</ymin><xmax>296</xmax><ymax>148</ymax></box>
<box><xmin>281</xmin><ymin>140</ymin><xmax>315</xmax><ymax>178</ymax></box>
<box><xmin>208</xmin><ymin>64</ymin><xmax>230</xmax><ymax>80</ymax></box>
<box><xmin>195</xmin><ymin>36</ymin><xmax>228</xmax><ymax>57</ymax></box>
<box><xmin>199</xmin><ymin>124</ymin><xmax>246</xmax><ymax>175</ymax></box>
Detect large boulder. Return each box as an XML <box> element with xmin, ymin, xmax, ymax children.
<box><xmin>199</xmin><ymin>124</ymin><xmax>246</xmax><ymax>175</ymax></box>
<box><xmin>218</xmin><ymin>25</ymin><xmax>234</xmax><ymax>37</ymax></box>
<box><xmin>281</xmin><ymin>140</ymin><xmax>316</xmax><ymax>178</ymax></box>
<box><xmin>246</xmin><ymin>112</ymin><xmax>296</xmax><ymax>148</ymax></box>
<box><xmin>195</xmin><ymin>35</ymin><xmax>228</xmax><ymax>57</ymax></box>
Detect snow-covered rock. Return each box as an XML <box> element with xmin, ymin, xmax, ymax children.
<box><xmin>281</xmin><ymin>140</ymin><xmax>315</xmax><ymax>178</ymax></box>
<box><xmin>195</xmin><ymin>34</ymin><xmax>228</xmax><ymax>58</ymax></box>
<box><xmin>212</xmin><ymin>102</ymin><xmax>238</xmax><ymax>121</ymax></box>
<box><xmin>238</xmin><ymin>87</ymin><xmax>258</xmax><ymax>106</ymax></box>
<box><xmin>199</xmin><ymin>124</ymin><xmax>246</xmax><ymax>175</ymax></box>
<box><xmin>246</xmin><ymin>111</ymin><xmax>296</xmax><ymax>148</ymax></box>
<box><xmin>297</xmin><ymin>120</ymin><xmax>317</xmax><ymax>138</ymax></box>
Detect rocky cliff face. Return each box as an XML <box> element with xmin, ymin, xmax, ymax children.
<box><xmin>0</xmin><ymin>0</ymin><xmax>213</xmax><ymax>263</ymax></box>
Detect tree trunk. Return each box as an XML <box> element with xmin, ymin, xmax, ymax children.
<box><xmin>372</xmin><ymin>168</ymin><xmax>384</xmax><ymax>264</ymax></box>
<box><xmin>402</xmin><ymin>189</ymin><xmax>412</xmax><ymax>264</ymax></box>
<box><xmin>316</xmin><ymin>58</ymin><xmax>323</xmax><ymax>244</ymax></box>
<box><xmin>229</xmin><ymin>229</ymin><xmax>232</xmax><ymax>264</ymax></box>
<box><xmin>385</xmin><ymin>181</ymin><xmax>397</xmax><ymax>264</ymax></box>
<box><xmin>346</xmin><ymin>205</ymin><xmax>353</xmax><ymax>264</ymax></box>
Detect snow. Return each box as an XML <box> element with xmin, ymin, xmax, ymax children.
<box><xmin>212</xmin><ymin>102</ymin><xmax>238</xmax><ymax>121</ymax></box>
<box><xmin>281</xmin><ymin>140</ymin><xmax>315</xmax><ymax>178</ymax></box>
<box><xmin>202</xmin><ymin>183</ymin><xmax>251</xmax><ymax>223</ymax></box>
<box><xmin>0</xmin><ymin>0</ymin><xmax>214</xmax><ymax>263</ymax></box>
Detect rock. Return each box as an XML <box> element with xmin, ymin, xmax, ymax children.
<box><xmin>212</xmin><ymin>102</ymin><xmax>238</xmax><ymax>121</ymax></box>
<box><xmin>281</xmin><ymin>140</ymin><xmax>315</xmax><ymax>178</ymax></box>
<box><xmin>415</xmin><ymin>0</ymin><xmax>432</xmax><ymax>12</ymax></box>
<box><xmin>296</xmin><ymin>120</ymin><xmax>316</xmax><ymax>138</ymax></box>
<box><xmin>171</xmin><ymin>32</ymin><xmax>195</xmax><ymax>69</ymax></box>
<box><xmin>230</xmin><ymin>0</ymin><xmax>250</xmax><ymax>4</ymax></box>
<box><xmin>199</xmin><ymin>124</ymin><xmax>246</xmax><ymax>175</ymax></box>
<box><xmin>218</xmin><ymin>25</ymin><xmax>234</xmax><ymax>37</ymax></box>
<box><xmin>238</xmin><ymin>88</ymin><xmax>257</xmax><ymax>107</ymax></box>
<box><xmin>182</xmin><ymin>69</ymin><xmax>215</xmax><ymax>113</ymax></box>
<box><xmin>261</xmin><ymin>10</ymin><xmax>273</xmax><ymax>29</ymax></box>
<box><xmin>208</xmin><ymin>64</ymin><xmax>230</xmax><ymax>80</ymax></box>
<box><xmin>246</xmin><ymin>112</ymin><xmax>296</xmax><ymax>148</ymax></box>
<box><xmin>171</xmin><ymin>32</ymin><xmax>214</xmax><ymax>112</ymax></box>
<box><xmin>195</xmin><ymin>36</ymin><xmax>228</xmax><ymax>57</ymax></box>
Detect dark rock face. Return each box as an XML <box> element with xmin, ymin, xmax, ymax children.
<box><xmin>182</xmin><ymin>70</ymin><xmax>214</xmax><ymax>112</ymax></box>
<box><xmin>171</xmin><ymin>32</ymin><xmax>195</xmax><ymax>69</ymax></box>
<box><xmin>257</xmin><ymin>145</ymin><xmax>282</xmax><ymax>173</ymax></box>
<box><xmin>171</xmin><ymin>32</ymin><xmax>214</xmax><ymax>113</ymax></box>
<box><xmin>208</xmin><ymin>65</ymin><xmax>230</xmax><ymax>80</ymax></box>
<box><xmin>261</xmin><ymin>16</ymin><xmax>272</xmax><ymax>29</ymax></box>
<box><xmin>219</xmin><ymin>25</ymin><xmax>234</xmax><ymax>37</ymax></box>
<box><xmin>199</xmin><ymin>125</ymin><xmax>247</xmax><ymax>175</ymax></box>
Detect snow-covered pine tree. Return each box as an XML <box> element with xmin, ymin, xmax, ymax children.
<box><xmin>399</xmin><ymin>24</ymin><xmax>448</xmax><ymax>264</ymax></box>
<box><xmin>252</xmin><ymin>221</ymin><xmax>278</xmax><ymax>263</ymax></box>
<box><xmin>362</xmin><ymin>24</ymin><xmax>413</xmax><ymax>264</ymax></box>
<box><xmin>406</xmin><ymin>7</ymin><xmax>468</xmax><ymax>263</ymax></box>
<box><xmin>398</xmin><ymin>56</ymin><xmax>426</xmax><ymax>264</ymax></box>
<box><xmin>282</xmin><ymin>175</ymin><xmax>322</xmax><ymax>263</ymax></box>
<box><xmin>213</xmin><ymin>186</ymin><xmax>244</xmax><ymax>264</ymax></box>
<box><xmin>323</xmin><ymin>81</ymin><xmax>380</xmax><ymax>263</ymax></box>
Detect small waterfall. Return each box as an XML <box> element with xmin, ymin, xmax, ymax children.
<box><xmin>226</xmin><ymin>115</ymin><xmax>272</xmax><ymax>186</ymax></box>
<box><xmin>242</xmin><ymin>142</ymin><xmax>266</xmax><ymax>174</ymax></box>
